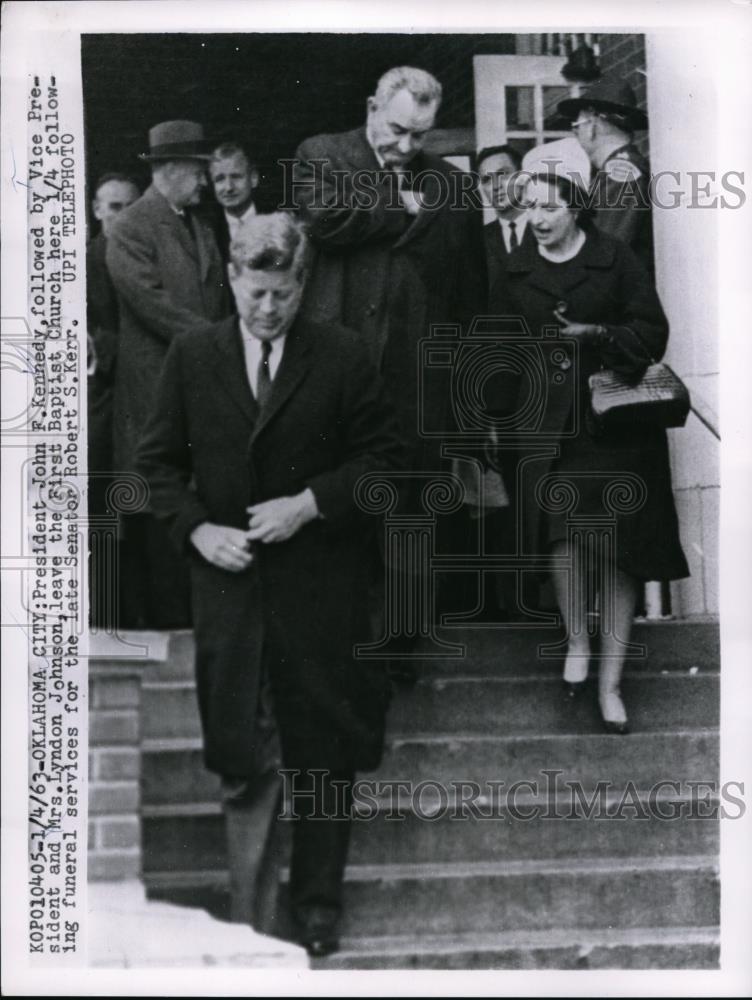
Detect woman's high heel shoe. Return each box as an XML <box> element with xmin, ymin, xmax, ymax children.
<box><xmin>599</xmin><ymin>690</ymin><xmax>630</xmax><ymax>735</ymax></box>
<box><xmin>562</xmin><ymin>648</ymin><xmax>589</xmax><ymax>698</ymax></box>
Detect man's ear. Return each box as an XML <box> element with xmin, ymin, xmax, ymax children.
<box><xmin>366</xmin><ymin>95</ymin><xmax>378</xmax><ymax>116</ymax></box>
<box><xmin>250</xmin><ymin>169</ymin><xmax>260</xmax><ymax>190</ymax></box>
<box><xmin>92</xmin><ymin>199</ymin><xmax>102</xmax><ymax>222</ymax></box>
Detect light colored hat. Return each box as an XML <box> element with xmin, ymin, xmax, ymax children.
<box><xmin>139</xmin><ymin>120</ymin><xmax>212</xmax><ymax>161</ymax></box>
<box><xmin>521</xmin><ymin>137</ymin><xmax>591</xmax><ymax>192</ymax></box>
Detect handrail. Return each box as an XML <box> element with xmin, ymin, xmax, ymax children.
<box><xmin>689</xmin><ymin>399</ymin><xmax>720</xmax><ymax>441</ymax></box>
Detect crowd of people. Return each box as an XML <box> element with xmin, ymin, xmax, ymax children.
<box><xmin>86</xmin><ymin>66</ymin><xmax>688</xmax><ymax>956</ymax></box>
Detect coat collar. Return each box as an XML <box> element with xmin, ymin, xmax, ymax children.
<box><xmin>211</xmin><ymin>314</ymin><xmax>313</xmax><ymax>437</ymax></box>
<box><xmin>505</xmin><ymin>227</ymin><xmax>616</xmax><ymax>296</ymax></box>
<box><xmin>146</xmin><ymin>183</ymin><xmax>213</xmax><ymax>275</ymax></box>
<box><xmin>343</xmin><ymin>127</ymin><xmax>447</xmax><ymax>249</ymax></box>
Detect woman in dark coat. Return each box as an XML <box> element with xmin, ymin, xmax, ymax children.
<box><xmin>497</xmin><ymin>166</ymin><xmax>688</xmax><ymax>732</ymax></box>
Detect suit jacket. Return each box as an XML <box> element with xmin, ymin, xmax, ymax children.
<box><xmin>293</xmin><ymin>127</ymin><xmax>487</xmax><ymax>460</ymax></box>
<box><xmin>136</xmin><ymin>314</ymin><xmax>405</xmax><ymax>775</ymax></box>
<box><xmin>106</xmin><ymin>184</ymin><xmax>231</xmax><ymax>472</ymax></box>
<box><xmin>483</xmin><ymin>217</ymin><xmax>537</xmax><ymax>311</ymax></box>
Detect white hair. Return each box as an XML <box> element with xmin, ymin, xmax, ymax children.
<box><xmin>374</xmin><ymin>66</ymin><xmax>442</xmax><ymax>107</ymax></box>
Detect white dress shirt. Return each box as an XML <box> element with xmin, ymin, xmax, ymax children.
<box><xmin>225</xmin><ymin>201</ymin><xmax>257</xmax><ymax>241</ymax></box>
<box><xmin>498</xmin><ymin>215</ymin><xmax>527</xmax><ymax>254</ymax></box>
<box><xmin>240</xmin><ymin>319</ymin><xmax>286</xmax><ymax>399</ymax></box>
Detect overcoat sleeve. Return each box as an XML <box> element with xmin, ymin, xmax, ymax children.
<box><xmin>135</xmin><ymin>338</ymin><xmax>211</xmax><ymax>552</ymax></box>
<box><xmin>597</xmin><ymin>241</ymin><xmax>669</xmax><ymax>378</ymax></box>
<box><xmin>293</xmin><ymin>137</ymin><xmax>409</xmax><ymax>248</ymax></box>
<box><xmin>106</xmin><ymin>216</ymin><xmax>216</xmax><ymax>344</ymax></box>
<box><xmin>306</xmin><ymin>339</ymin><xmax>407</xmax><ymax>521</ymax></box>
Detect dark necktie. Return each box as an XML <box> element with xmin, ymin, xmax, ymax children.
<box><xmin>508</xmin><ymin>221</ymin><xmax>518</xmax><ymax>252</ymax></box>
<box><xmin>178</xmin><ymin>209</ymin><xmax>195</xmax><ymax>241</ymax></box>
<box><xmin>256</xmin><ymin>340</ymin><xmax>273</xmax><ymax>410</ymax></box>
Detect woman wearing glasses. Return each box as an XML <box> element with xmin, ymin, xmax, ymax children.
<box><xmin>494</xmin><ymin>142</ymin><xmax>688</xmax><ymax>734</ymax></box>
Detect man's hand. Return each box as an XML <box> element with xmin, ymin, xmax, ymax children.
<box><xmin>190</xmin><ymin>523</ymin><xmax>254</xmax><ymax>572</ymax></box>
<box><xmin>246</xmin><ymin>488</ymin><xmax>320</xmax><ymax>544</ymax></box>
<box><xmin>399</xmin><ymin>188</ymin><xmax>423</xmax><ymax>217</ymax></box>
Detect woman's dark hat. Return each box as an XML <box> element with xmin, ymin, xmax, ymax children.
<box><xmin>139</xmin><ymin>120</ymin><xmax>212</xmax><ymax>161</ymax></box>
<box><xmin>558</xmin><ymin>77</ymin><xmax>648</xmax><ymax>132</ymax></box>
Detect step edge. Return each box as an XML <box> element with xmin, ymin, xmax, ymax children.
<box><xmin>333</xmin><ymin>924</ymin><xmax>722</xmax><ymax>956</ymax></box>
<box><xmin>142</xmin><ymin>727</ymin><xmax>721</xmax><ymax>754</ymax></box>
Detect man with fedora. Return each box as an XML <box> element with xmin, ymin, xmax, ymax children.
<box><xmin>558</xmin><ymin>76</ymin><xmax>654</xmax><ymax>270</ymax></box>
<box><xmin>106</xmin><ymin>120</ymin><xmax>231</xmax><ymax>628</ymax></box>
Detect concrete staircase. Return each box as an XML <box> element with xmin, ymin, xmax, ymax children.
<box><xmin>137</xmin><ymin>619</ymin><xmax>720</xmax><ymax>969</ymax></box>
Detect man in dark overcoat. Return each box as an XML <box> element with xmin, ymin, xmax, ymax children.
<box><xmin>137</xmin><ymin>213</ymin><xmax>404</xmax><ymax>956</ymax></box>
<box><xmin>106</xmin><ymin>120</ymin><xmax>231</xmax><ymax>627</ymax></box>
<box><xmin>290</xmin><ymin>65</ymin><xmax>486</xmax><ymax>461</ymax></box>
<box><xmin>289</xmin><ymin>66</ymin><xmax>486</xmax><ymax>649</ymax></box>
<box><xmin>86</xmin><ymin>172</ymin><xmax>140</xmax><ymax>627</ymax></box>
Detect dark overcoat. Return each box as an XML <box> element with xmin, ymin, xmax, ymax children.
<box><xmin>494</xmin><ymin>227</ymin><xmax>689</xmax><ymax>581</ymax></box>
<box><xmin>136</xmin><ymin>315</ymin><xmax>405</xmax><ymax>777</ymax></box>
<box><xmin>106</xmin><ymin>184</ymin><xmax>231</xmax><ymax>472</ymax></box>
<box><xmin>292</xmin><ymin>127</ymin><xmax>486</xmax><ymax>458</ymax></box>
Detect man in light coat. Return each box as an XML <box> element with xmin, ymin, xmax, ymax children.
<box><xmin>106</xmin><ymin>120</ymin><xmax>231</xmax><ymax>627</ymax></box>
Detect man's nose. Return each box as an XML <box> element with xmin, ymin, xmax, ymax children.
<box><xmin>259</xmin><ymin>293</ymin><xmax>275</xmax><ymax>314</ymax></box>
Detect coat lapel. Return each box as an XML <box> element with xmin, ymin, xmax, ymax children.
<box><xmin>145</xmin><ymin>184</ymin><xmax>200</xmax><ymax>264</ymax></box>
<box><xmin>210</xmin><ymin>317</ymin><xmax>257</xmax><ymax>425</ymax></box>
<box><xmin>506</xmin><ymin>228</ymin><xmax>616</xmax><ymax>300</ymax></box>
<box><xmin>251</xmin><ymin>320</ymin><xmax>312</xmax><ymax>441</ymax></box>
<box><xmin>393</xmin><ymin>151</ymin><xmax>447</xmax><ymax>250</ymax></box>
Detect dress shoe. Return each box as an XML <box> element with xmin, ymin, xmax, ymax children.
<box><xmin>294</xmin><ymin>906</ymin><xmax>341</xmax><ymax>959</ymax></box>
<box><xmin>304</xmin><ymin>933</ymin><xmax>340</xmax><ymax>959</ymax></box>
<box><xmin>599</xmin><ymin>690</ymin><xmax>630</xmax><ymax>735</ymax></box>
<box><xmin>562</xmin><ymin>679</ymin><xmax>587</xmax><ymax>700</ymax></box>
<box><xmin>562</xmin><ymin>646</ymin><xmax>589</xmax><ymax>698</ymax></box>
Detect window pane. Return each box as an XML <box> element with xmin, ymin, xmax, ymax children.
<box><xmin>542</xmin><ymin>86</ymin><xmax>571</xmax><ymax>129</ymax></box>
<box><xmin>505</xmin><ymin>86</ymin><xmax>535</xmax><ymax>130</ymax></box>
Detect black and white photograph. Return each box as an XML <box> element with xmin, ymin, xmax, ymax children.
<box><xmin>1</xmin><ymin>1</ymin><xmax>751</xmax><ymax>994</ymax></box>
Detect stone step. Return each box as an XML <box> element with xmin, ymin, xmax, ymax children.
<box><xmin>113</xmin><ymin>619</ymin><xmax>719</xmax><ymax>684</ymax></box>
<box><xmin>378</xmin><ymin>728</ymin><xmax>719</xmax><ymax>789</ymax></box>
<box><xmin>139</xmin><ymin>672</ymin><xmax>719</xmax><ymax>741</ymax></box>
<box><xmin>318</xmin><ymin>925</ymin><xmax>720</xmax><ymax>970</ymax></box>
<box><xmin>140</xmin><ymin>794</ymin><xmax>720</xmax><ymax>874</ymax></box>
<box><xmin>140</xmin><ymin>729</ymin><xmax>720</xmax><ymax>807</ymax></box>
<box><xmin>282</xmin><ymin>855</ymin><xmax>719</xmax><ymax>938</ymax></box>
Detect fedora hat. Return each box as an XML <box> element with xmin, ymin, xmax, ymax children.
<box><xmin>558</xmin><ymin>77</ymin><xmax>648</xmax><ymax>131</ymax></box>
<box><xmin>139</xmin><ymin>120</ymin><xmax>212</xmax><ymax>161</ymax></box>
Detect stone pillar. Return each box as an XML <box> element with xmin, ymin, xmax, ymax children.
<box><xmin>645</xmin><ymin>33</ymin><xmax>720</xmax><ymax>617</ymax></box>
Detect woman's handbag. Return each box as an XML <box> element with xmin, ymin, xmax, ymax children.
<box><xmin>588</xmin><ymin>328</ymin><xmax>691</xmax><ymax>432</ymax></box>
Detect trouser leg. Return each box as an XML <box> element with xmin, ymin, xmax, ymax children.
<box><xmin>287</xmin><ymin>769</ymin><xmax>354</xmax><ymax>928</ymax></box>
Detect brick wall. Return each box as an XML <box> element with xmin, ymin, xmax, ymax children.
<box><xmin>596</xmin><ymin>34</ymin><xmax>649</xmax><ymax>158</ymax></box>
<box><xmin>88</xmin><ymin>668</ymin><xmax>142</xmax><ymax>879</ymax></box>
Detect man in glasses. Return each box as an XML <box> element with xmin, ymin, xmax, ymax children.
<box><xmin>559</xmin><ymin>76</ymin><xmax>653</xmax><ymax>271</ymax></box>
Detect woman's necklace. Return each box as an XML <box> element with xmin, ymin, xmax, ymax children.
<box><xmin>538</xmin><ymin>228</ymin><xmax>586</xmax><ymax>263</ymax></box>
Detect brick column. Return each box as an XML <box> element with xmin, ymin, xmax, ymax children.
<box><xmin>88</xmin><ymin>664</ymin><xmax>143</xmax><ymax>879</ymax></box>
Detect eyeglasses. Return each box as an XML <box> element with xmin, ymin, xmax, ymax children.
<box><xmin>571</xmin><ymin>117</ymin><xmax>599</xmax><ymax>132</ymax></box>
